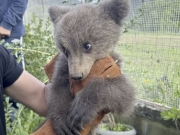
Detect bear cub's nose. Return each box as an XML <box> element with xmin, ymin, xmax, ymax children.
<box><xmin>71</xmin><ymin>73</ymin><xmax>83</xmax><ymax>80</ymax></box>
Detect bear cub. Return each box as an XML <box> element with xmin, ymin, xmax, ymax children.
<box><xmin>47</xmin><ymin>0</ymin><xmax>135</xmax><ymax>135</ymax></box>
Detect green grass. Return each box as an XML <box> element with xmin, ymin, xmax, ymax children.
<box><xmin>117</xmin><ymin>31</ymin><xmax>180</xmax><ymax>108</ymax></box>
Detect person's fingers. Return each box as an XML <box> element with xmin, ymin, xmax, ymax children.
<box><xmin>0</xmin><ymin>27</ymin><xmax>11</xmax><ymax>36</ymax></box>
<box><xmin>0</xmin><ymin>34</ymin><xmax>5</xmax><ymax>39</ymax></box>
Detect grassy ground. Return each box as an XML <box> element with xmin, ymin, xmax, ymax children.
<box><xmin>116</xmin><ymin>31</ymin><xmax>180</xmax><ymax>108</ymax></box>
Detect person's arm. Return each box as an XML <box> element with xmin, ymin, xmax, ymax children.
<box><xmin>1</xmin><ymin>45</ymin><xmax>48</xmax><ymax>116</ymax></box>
<box><xmin>0</xmin><ymin>0</ymin><xmax>28</xmax><ymax>36</ymax></box>
<box><xmin>4</xmin><ymin>70</ymin><xmax>48</xmax><ymax>116</ymax></box>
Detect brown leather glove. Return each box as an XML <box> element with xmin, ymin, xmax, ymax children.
<box><xmin>31</xmin><ymin>54</ymin><xmax>121</xmax><ymax>135</ymax></box>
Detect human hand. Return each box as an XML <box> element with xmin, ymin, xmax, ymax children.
<box><xmin>0</xmin><ymin>26</ymin><xmax>11</xmax><ymax>37</ymax></box>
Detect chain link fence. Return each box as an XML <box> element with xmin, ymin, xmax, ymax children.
<box><xmin>25</xmin><ymin>0</ymin><xmax>180</xmax><ymax>108</ymax></box>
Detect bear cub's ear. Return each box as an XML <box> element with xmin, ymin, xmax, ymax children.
<box><xmin>99</xmin><ymin>0</ymin><xmax>130</xmax><ymax>25</ymax></box>
<box><xmin>48</xmin><ymin>5</ymin><xmax>71</xmax><ymax>24</ymax></box>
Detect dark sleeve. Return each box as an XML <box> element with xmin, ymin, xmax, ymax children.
<box><xmin>0</xmin><ymin>0</ymin><xmax>28</xmax><ymax>31</ymax></box>
<box><xmin>0</xmin><ymin>45</ymin><xmax>23</xmax><ymax>88</ymax></box>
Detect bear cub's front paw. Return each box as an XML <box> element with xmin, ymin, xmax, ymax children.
<box><xmin>67</xmin><ymin>95</ymin><xmax>99</xmax><ymax>131</ymax></box>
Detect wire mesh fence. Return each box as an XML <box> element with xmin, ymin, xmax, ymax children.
<box><xmin>119</xmin><ymin>0</ymin><xmax>180</xmax><ymax>108</ymax></box>
<box><xmin>25</xmin><ymin>0</ymin><xmax>180</xmax><ymax>108</ymax></box>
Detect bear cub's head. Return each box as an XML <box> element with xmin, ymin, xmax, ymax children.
<box><xmin>49</xmin><ymin>0</ymin><xmax>130</xmax><ymax>80</ymax></box>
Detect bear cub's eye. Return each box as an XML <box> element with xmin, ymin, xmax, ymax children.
<box><xmin>61</xmin><ymin>46</ymin><xmax>68</xmax><ymax>57</ymax></box>
<box><xmin>83</xmin><ymin>42</ymin><xmax>92</xmax><ymax>52</ymax></box>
